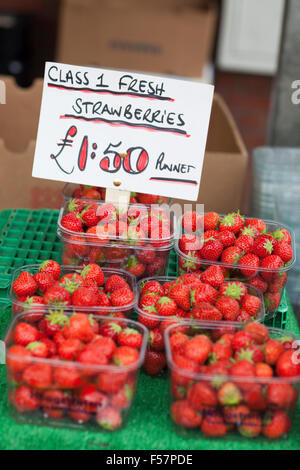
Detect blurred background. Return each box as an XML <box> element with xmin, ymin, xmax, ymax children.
<box><xmin>0</xmin><ymin>0</ymin><xmax>299</xmax><ymax>312</ymax></box>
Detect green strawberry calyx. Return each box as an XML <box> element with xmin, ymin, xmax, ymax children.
<box><xmin>46</xmin><ymin>310</ymin><xmax>69</xmax><ymax>326</ymax></box>
<box><xmin>220</xmin><ymin>383</ymin><xmax>242</xmax><ymax>405</ymax></box>
<box><xmin>60</xmin><ymin>276</ymin><xmax>81</xmax><ymax>294</ymax></box>
<box><xmin>235</xmin><ymin>348</ymin><xmax>256</xmax><ymax>364</ymax></box>
<box><xmin>26</xmin><ymin>341</ymin><xmax>43</xmax><ymax>351</ymax></box>
<box><xmin>223</xmin><ymin>282</ymin><xmax>244</xmax><ymax>300</ymax></box>
<box><xmin>122</xmin><ymin>327</ymin><xmax>139</xmax><ymax>337</ymax></box>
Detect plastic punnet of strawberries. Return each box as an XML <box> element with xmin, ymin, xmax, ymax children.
<box><xmin>11</xmin><ymin>261</ymin><xmax>137</xmax><ymax>317</ymax></box>
<box><xmin>5</xmin><ymin>311</ymin><xmax>148</xmax><ymax>431</ymax></box>
<box><xmin>165</xmin><ymin>321</ymin><xmax>300</xmax><ymax>439</ymax></box>
<box><xmin>176</xmin><ymin>210</ymin><xmax>295</xmax><ymax>315</ymax></box>
<box><xmin>64</xmin><ymin>183</ymin><xmax>169</xmax><ymax>206</ymax></box>
<box><xmin>57</xmin><ymin>197</ymin><xmax>174</xmax><ymax>278</ymax></box>
<box><xmin>136</xmin><ymin>272</ymin><xmax>264</xmax><ymax>376</ymax></box>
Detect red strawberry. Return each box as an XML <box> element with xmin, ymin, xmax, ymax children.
<box><xmin>189</xmin><ymin>303</ymin><xmax>223</xmax><ymax>321</ymax></box>
<box><xmin>264</xmin><ymin>339</ymin><xmax>284</xmax><ymax>365</ymax></box>
<box><xmin>243</xmin><ymin>322</ymin><xmax>269</xmax><ymax>344</ymax></box>
<box><xmin>263</xmin><ymin>410</ymin><xmax>291</xmax><ymax>439</ymax></box>
<box><xmin>110</xmin><ymin>287</ymin><xmax>134</xmax><ymax>307</ymax></box>
<box><xmin>268</xmin><ymin>272</ymin><xmax>288</xmax><ymax>293</ymax></box>
<box><xmin>190</xmin><ymin>283</ymin><xmax>218</xmax><ymax>305</ymax></box>
<box><xmin>255</xmin><ymin>362</ymin><xmax>273</xmax><ymax>377</ymax></box>
<box><xmin>204</xmin><ymin>211</ymin><xmax>219</xmax><ymax>230</ymax></box>
<box><xmin>236</xmin><ymin>310</ymin><xmax>251</xmax><ymax>323</ymax></box>
<box><xmin>148</xmin><ymin>327</ymin><xmax>165</xmax><ymax>351</ymax></box>
<box><xmin>169</xmin><ymin>283</ymin><xmax>191</xmax><ymax>311</ymax></box>
<box><xmin>235</xmin><ymin>235</ymin><xmax>254</xmax><ymax>254</ymax></box>
<box><xmin>40</xmin><ymin>337</ymin><xmax>56</xmax><ymax>356</ymax></box>
<box><xmin>156</xmin><ymin>296</ymin><xmax>177</xmax><ymax>316</ymax></box>
<box><xmin>113</xmin><ymin>346</ymin><xmax>139</xmax><ymax>366</ymax></box>
<box><xmin>216</xmin><ymin>230</ymin><xmax>235</xmax><ymax>247</ymax></box>
<box><xmin>67</xmin><ymin>198</ymin><xmax>84</xmax><ymax>213</ymax></box>
<box><xmin>39</xmin><ymin>260</ymin><xmax>61</xmax><ymax>280</ymax></box>
<box><xmin>172</xmin><ymin>354</ymin><xmax>199</xmax><ymax>386</ymax></box>
<box><xmin>234</xmin><ymin>345</ymin><xmax>264</xmax><ymax>364</ymax></box>
<box><xmin>201</xmin><ymin>412</ymin><xmax>227</xmax><ymax>436</ymax></box>
<box><xmin>215</xmin><ymin>296</ymin><xmax>240</xmax><ymax>321</ymax></box>
<box><xmin>141</xmin><ymin>280</ymin><xmax>164</xmax><ymax>296</ymax></box>
<box><xmin>181</xmin><ymin>211</ymin><xmax>203</xmax><ymax>233</ymax></box>
<box><xmin>200</xmin><ymin>238</ymin><xmax>223</xmax><ymax>261</ymax></box>
<box><xmin>183</xmin><ymin>335</ymin><xmax>212</xmax><ymax>364</ymax></box>
<box><xmin>245</xmin><ymin>218</ymin><xmax>266</xmax><ymax>234</ymax></box>
<box><xmin>126</xmin><ymin>256</ymin><xmax>146</xmax><ymax>277</ymax></box>
<box><xmin>146</xmin><ymin>256</ymin><xmax>165</xmax><ymax>276</ymax></box>
<box><xmin>178</xmin><ymin>251</ymin><xmax>201</xmax><ymax>272</ymax></box>
<box><xmin>61</xmin><ymin>211</ymin><xmax>83</xmax><ymax>232</ymax></box>
<box><xmin>23</xmin><ymin>363</ymin><xmax>52</xmax><ymax>389</ymax></box>
<box><xmin>6</xmin><ymin>345</ymin><xmax>32</xmax><ymax>372</ymax></box>
<box><xmin>266</xmin><ymin>383</ymin><xmax>298</xmax><ymax>409</ymax></box>
<box><xmin>241</xmin><ymin>294</ymin><xmax>261</xmax><ymax>317</ymax></box>
<box><xmin>26</xmin><ymin>341</ymin><xmax>48</xmax><ymax>358</ymax></box>
<box><xmin>219</xmin><ymin>281</ymin><xmax>247</xmax><ymax>302</ymax></box>
<box><xmin>118</xmin><ymin>328</ymin><xmax>143</xmax><ymax>349</ymax></box>
<box><xmin>260</xmin><ymin>255</ymin><xmax>283</xmax><ymax>281</ymax></box>
<box><xmin>223</xmin><ymin>405</ymin><xmax>250</xmax><ymax>424</ymax></box>
<box><xmin>53</xmin><ymin>365</ymin><xmax>83</xmax><ymax>388</ymax></box>
<box><xmin>200</xmin><ymin>265</ymin><xmax>224</xmax><ymax>288</ymax></box>
<box><xmin>81</xmin><ymin>207</ymin><xmax>100</xmax><ymax>227</ymax></box>
<box><xmin>273</xmin><ymin>241</ymin><xmax>293</xmax><ymax>263</ymax></box>
<box><xmin>239</xmin><ymin>253</ymin><xmax>260</xmax><ymax>277</ymax></box>
<box><xmin>105</xmin><ymin>275</ymin><xmax>129</xmax><ymax>293</ymax></box>
<box><xmin>272</xmin><ymin>228</ymin><xmax>292</xmax><ymax>244</ymax></box>
<box><xmin>144</xmin><ymin>349</ymin><xmax>166</xmax><ymax>375</ymax></box>
<box><xmin>219</xmin><ymin>212</ymin><xmax>244</xmax><ymax>234</ymax></box>
<box><xmin>72</xmin><ymin>287</ymin><xmax>99</xmax><ymax>307</ymax></box>
<box><xmin>139</xmin><ymin>293</ymin><xmax>160</xmax><ymax>310</ymax></box>
<box><xmin>179</xmin><ymin>233</ymin><xmax>202</xmax><ymax>252</ymax></box>
<box><xmin>33</xmin><ymin>272</ymin><xmax>55</xmax><ymax>293</ymax></box>
<box><xmin>253</xmin><ymin>234</ymin><xmax>276</xmax><ymax>258</ymax></box>
<box><xmin>244</xmin><ymin>384</ymin><xmax>267</xmax><ymax>411</ymax></box>
<box><xmin>80</xmin><ymin>263</ymin><xmax>104</xmax><ymax>286</ymax></box>
<box><xmin>188</xmin><ymin>382</ymin><xmax>218</xmax><ymax>409</ymax></box>
<box><xmin>231</xmin><ymin>331</ymin><xmax>254</xmax><ymax>351</ymax></box>
<box><xmin>97</xmin><ymin>406</ymin><xmax>122</xmax><ymax>430</ymax></box>
<box><xmin>14</xmin><ymin>322</ymin><xmax>40</xmax><ymax>346</ymax></box>
<box><xmin>97</xmin><ymin>290</ymin><xmax>111</xmax><ymax>307</ymax></box>
<box><xmin>43</xmin><ymin>285</ymin><xmax>71</xmax><ymax>307</ymax></box>
<box><xmin>264</xmin><ymin>292</ymin><xmax>281</xmax><ymax>312</ymax></box>
<box><xmin>138</xmin><ymin>307</ymin><xmax>160</xmax><ymax>329</ymax></box>
<box><xmin>98</xmin><ymin>321</ymin><xmax>122</xmax><ymax>340</ymax></box>
<box><xmin>42</xmin><ymin>310</ymin><xmax>69</xmax><ymax>337</ymax></box>
<box><xmin>238</xmin><ymin>412</ymin><xmax>262</xmax><ymax>437</ymax></box>
<box><xmin>63</xmin><ymin>313</ymin><xmax>95</xmax><ymax>343</ymax></box>
<box><xmin>13</xmin><ymin>385</ymin><xmax>40</xmax><ymax>412</ymax></box>
<box><xmin>13</xmin><ymin>271</ymin><xmax>37</xmax><ymax>297</ymax></box>
<box><xmin>247</xmin><ymin>276</ymin><xmax>268</xmax><ymax>293</ymax></box>
<box><xmin>221</xmin><ymin>246</ymin><xmax>243</xmax><ymax>265</ymax></box>
<box><xmin>97</xmin><ymin>370</ymin><xmax>128</xmax><ymax>393</ymax></box>
<box><xmin>276</xmin><ymin>350</ymin><xmax>300</xmax><ymax>377</ymax></box>
<box><xmin>211</xmin><ymin>341</ymin><xmax>232</xmax><ymax>362</ymax></box>
<box><xmin>58</xmin><ymin>338</ymin><xmax>82</xmax><ymax>360</ymax></box>
<box><xmin>137</xmin><ymin>244</ymin><xmax>156</xmax><ymax>264</ymax></box>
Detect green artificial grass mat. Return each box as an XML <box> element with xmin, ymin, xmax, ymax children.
<box><xmin>0</xmin><ymin>303</ymin><xmax>300</xmax><ymax>450</ymax></box>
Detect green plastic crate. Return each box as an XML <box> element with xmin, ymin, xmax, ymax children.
<box><xmin>0</xmin><ymin>209</ymin><xmax>61</xmax><ymax>298</ymax></box>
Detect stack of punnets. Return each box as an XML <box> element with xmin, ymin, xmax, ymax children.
<box><xmin>0</xmin><ymin>209</ymin><xmax>300</xmax><ymax>449</ymax></box>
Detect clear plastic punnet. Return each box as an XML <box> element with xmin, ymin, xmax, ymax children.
<box><xmin>10</xmin><ymin>264</ymin><xmax>138</xmax><ymax>318</ymax></box>
<box><xmin>5</xmin><ymin>310</ymin><xmax>148</xmax><ymax>431</ymax></box>
<box><xmin>175</xmin><ymin>212</ymin><xmax>296</xmax><ymax>318</ymax></box>
<box><xmin>57</xmin><ymin>198</ymin><xmax>176</xmax><ymax>278</ymax></box>
<box><xmin>164</xmin><ymin>320</ymin><xmax>300</xmax><ymax>440</ymax></box>
<box><xmin>135</xmin><ymin>275</ymin><xmax>265</xmax><ymax>376</ymax></box>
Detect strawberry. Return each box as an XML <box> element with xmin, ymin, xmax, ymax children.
<box><xmin>126</xmin><ymin>256</ymin><xmax>146</xmax><ymax>277</ymax></box>
<box><xmin>183</xmin><ymin>335</ymin><xmax>212</xmax><ymax>364</ymax></box>
<box><xmin>200</xmin><ymin>265</ymin><xmax>224</xmax><ymax>288</ymax></box>
<box><xmin>245</xmin><ymin>218</ymin><xmax>266</xmax><ymax>234</ymax></box>
<box><xmin>14</xmin><ymin>322</ymin><xmax>40</xmax><ymax>346</ymax></box>
<box><xmin>260</xmin><ymin>255</ymin><xmax>283</xmax><ymax>281</ymax></box>
<box><xmin>223</xmin><ymin>405</ymin><xmax>250</xmax><ymax>424</ymax></box>
<box><xmin>53</xmin><ymin>365</ymin><xmax>83</xmax><ymax>388</ymax></box>
<box><xmin>111</xmin><ymin>384</ymin><xmax>134</xmax><ymax>410</ymax></box>
<box><xmin>238</xmin><ymin>412</ymin><xmax>262</xmax><ymax>437</ymax></box>
<box><xmin>264</xmin><ymin>339</ymin><xmax>284</xmax><ymax>365</ymax></box>
<box><xmin>148</xmin><ymin>327</ymin><xmax>165</xmax><ymax>351</ymax></box>
<box><xmin>236</xmin><ymin>310</ymin><xmax>252</xmax><ymax>324</ymax></box>
<box><xmin>33</xmin><ymin>272</ymin><xmax>55</xmax><ymax>293</ymax></box>
<box><xmin>118</xmin><ymin>328</ymin><xmax>143</xmax><ymax>349</ymax></box>
<box><xmin>113</xmin><ymin>346</ymin><xmax>139</xmax><ymax>366</ymax></box>
<box><xmin>241</xmin><ymin>294</ymin><xmax>261</xmax><ymax>317</ymax></box>
<box><xmin>178</xmin><ymin>273</ymin><xmax>202</xmax><ymax>288</ymax></box>
<box><xmin>97</xmin><ymin>290</ymin><xmax>111</xmax><ymax>307</ymax></box>
<box><xmin>172</xmin><ymin>354</ymin><xmax>199</xmax><ymax>386</ymax></box>
<box><xmin>221</xmin><ymin>246</ymin><xmax>243</xmax><ymax>265</ymax></box>
<box><xmin>144</xmin><ymin>350</ymin><xmax>167</xmax><ymax>375</ymax></box>
<box><xmin>6</xmin><ymin>345</ymin><xmax>32</xmax><ymax>372</ymax></box>
<box><xmin>26</xmin><ymin>341</ymin><xmax>48</xmax><ymax>358</ymax></box>
<box><xmin>272</xmin><ymin>228</ymin><xmax>292</xmax><ymax>244</ymax></box>
<box><xmin>255</xmin><ymin>362</ymin><xmax>273</xmax><ymax>377</ymax></box>
<box><xmin>234</xmin><ymin>345</ymin><xmax>264</xmax><ymax>364</ymax></box>
<box><xmin>188</xmin><ymin>382</ymin><xmax>218</xmax><ymax>409</ymax></box>
<box><xmin>69</xmin><ymin>403</ymin><xmax>91</xmax><ymax>423</ymax></box>
<box><xmin>40</xmin><ymin>337</ymin><xmax>56</xmax><ymax>356</ymax></box>
<box><xmin>13</xmin><ymin>271</ymin><xmax>37</xmax><ymax>297</ymax></box>
<box><xmin>266</xmin><ymin>383</ymin><xmax>298</xmax><ymax>409</ymax></box>
<box><xmin>80</xmin><ymin>263</ymin><xmax>104</xmax><ymax>286</ymax></box>
<box><xmin>81</xmin><ymin>187</ymin><xmax>101</xmax><ymax>199</ymax></box>
<box><xmin>179</xmin><ymin>233</ymin><xmax>202</xmax><ymax>252</ymax></box>
<box><xmin>204</xmin><ymin>211</ymin><xmax>220</xmax><ymax>230</ymax></box>
<box><xmin>201</xmin><ymin>412</ymin><xmax>227</xmax><ymax>436</ymax></box>
<box><xmin>105</xmin><ymin>275</ymin><xmax>129</xmax><ymax>293</ymax></box>
<box><xmin>137</xmin><ymin>244</ymin><xmax>156</xmax><ymax>264</ymax></box>
<box><xmin>244</xmin><ymin>384</ymin><xmax>267</xmax><ymax>411</ymax></box>
<box><xmin>210</xmin><ymin>341</ymin><xmax>232</xmax><ymax>362</ymax></box>
<box><xmin>190</xmin><ymin>283</ymin><xmax>218</xmax><ymax>305</ymax></box>
<box><xmin>276</xmin><ymin>350</ymin><xmax>300</xmax><ymax>377</ymax></box>
<box><xmin>139</xmin><ymin>293</ymin><xmax>160</xmax><ymax>309</ymax></box>
<box><xmin>219</xmin><ymin>212</ymin><xmax>244</xmax><ymax>234</ymax></box>
<box><xmin>253</xmin><ymin>234</ymin><xmax>276</xmax><ymax>258</ymax></box>
<box><xmin>146</xmin><ymin>256</ymin><xmax>165</xmax><ymax>276</ymax></box>
<box><xmin>58</xmin><ymin>338</ymin><xmax>83</xmax><ymax>360</ymax></box>
<box><xmin>169</xmin><ymin>284</ymin><xmax>191</xmax><ymax>311</ymax></box>
<box><xmin>42</xmin><ymin>389</ymin><xmax>67</xmax><ymax>419</ymax></box>
<box><xmin>216</xmin><ymin>230</ymin><xmax>235</xmax><ymax>247</ymax></box>
<box><xmin>43</xmin><ymin>285</ymin><xmax>71</xmax><ymax>307</ymax></box>
<box><xmin>42</xmin><ymin>310</ymin><xmax>69</xmax><ymax>337</ymax></box>
<box><xmin>215</xmin><ymin>296</ymin><xmax>240</xmax><ymax>321</ymax></box>
<box><xmin>199</xmin><ymin>238</ymin><xmax>223</xmax><ymax>261</ymax></box>
<box><xmin>63</xmin><ymin>313</ymin><xmax>95</xmax><ymax>343</ymax></box>
<box><xmin>171</xmin><ymin>400</ymin><xmax>202</xmax><ymax>428</ymax></box>
<box><xmin>110</xmin><ymin>287</ymin><xmax>134</xmax><ymax>307</ymax></box>
<box><xmin>61</xmin><ymin>211</ymin><xmax>83</xmax><ymax>232</ymax></box>
<box><xmin>97</xmin><ymin>371</ymin><xmax>128</xmax><ymax>393</ymax></box>
<box><xmin>217</xmin><ymin>382</ymin><xmax>242</xmax><ymax>405</ymax></box>
<box><xmin>273</xmin><ymin>241</ymin><xmax>293</xmax><ymax>263</ymax></box>
<box><xmin>264</xmin><ymin>292</ymin><xmax>281</xmax><ymax>312</ymax></box>
<box><xmin>140</xmin><ymin>280</ymin><xmax>164</xmax><ymax>296</ymax></box>
<box><xmin>178</xmin><ymin>251</ymin><xmax>201</xmax><ymax>272</ymax></box>
<box><xmin>39</xmin><ymin>260</ymin><xmax>61</xmax><ymax>280</ymax></box>
<box><xmin>81</xmin><ymin>207</ymin><xmax>100</xmax><ymax>227</ymax></box>
<box><xmin>239</xmin><ymin>253</ymin><xmax>260</xmax><ymax>277</ymax></box>
<box><xmin>23</xmin><ymin>363</ymin><xmax>52</xmax><ymax>389</ymax></box>
<box><xmin>13</xmin><ymin>385</ymin><xmax>40</xmax><ymax>412</ymax></box>
<box><xmin>169</xmin><ymin>332</ymin><xmax>189</xmax><ymax>353</ymax></box>
<box><xmin>98</xmin><ymin>321</ymin><xmax>122</xmax><ymax>340</ymax></box>
<box><xmin>268</xmin><ymin>272</ymin><xmax>288</xmax><ymax>293</ymax></box>
<box><xmin>156</xmin><ymin>296</ymin><xmax>177</xmax><ymax>316</ymax></box>
<box><xmin>67</xmin><ymin>198</ymin><xmax>84</xmax><ymax>213</ymax></box>
<box><xmin>181</xmin><ymin>211</ymin><xmax>203</xmax><ymax>233</ymax></box>
<box><xmin>72</xmin><ymin>287</ymin><xmax>99</xmax><ymax>307</ymax></box>
<box><xmin>138</xmin><ymin>308</ymin><xmax>160</xmax><ymax>329</ymax></box>
<box><xmin>189</xmin><ymin>303</ymin><xmax>223</xmax><ymax>321</ymax></box>
<box><xmin>79</xmin><ymin>384</ymin><xmax>108</xmax><ymax>413</ymax></box>
<box><xmin>235</xmin><ymin>235</ymin><xmax>254</xmax><ymax>254</ymax></box>
<box><xmin>219</xmin><ymin>281</ymin><xmax>247</xmax><ymax>302</ymax></box>
<box><xmin>247</xmin><ymin>276</ymin><xmax>268</xmax><ymax>293</ymax></box>
<box><xmin>243</xmin><ymin>322</ymin><xmax>269</xmax><ymax>344</ymax></box>
<box><xmin>263</xmin><ymin>410</ymin><xmax>291</xmax><ymax>439</ymax></box>
<box><xmin>231</xmin><ymin>331</ymin><xmax>254</xmax><ymax>351</ymax></box>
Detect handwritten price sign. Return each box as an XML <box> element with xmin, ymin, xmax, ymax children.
<box><xmin>32</xmin><ymin>62</ymin><xmax>214</xmax><ymax>200</ymax></box>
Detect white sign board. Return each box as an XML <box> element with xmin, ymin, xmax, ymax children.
<box><xmin>32</xmin><ymin>62</ymin><xmax>214</xmax><ymax>201</ymax></box>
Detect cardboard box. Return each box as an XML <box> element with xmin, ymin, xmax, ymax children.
<box><xmin>57</xmin><ymin>0</ymin><xmax>218</xmax><ymax>77</ymax></box>
<box><xmin>0</xmin><ymin>76</ymin><xmax>64</xmax><ymax>210</ymax></box>
<box><xmin>0</xmin><ymin>77</ymin><xmax>247</xmax><ymax>213</ymax></box>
